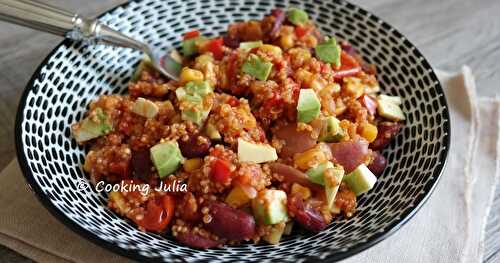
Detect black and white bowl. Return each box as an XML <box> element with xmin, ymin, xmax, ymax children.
<box><xmin>15</xmin><ymin>0</ymin><xmax>450</xmax><ymax>262</ymax></box>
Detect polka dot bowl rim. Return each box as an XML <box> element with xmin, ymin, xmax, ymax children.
<box><xmin>14</xmin><ymin>0</ymin><xmax>451</xmax><ymax>262</ymax></box>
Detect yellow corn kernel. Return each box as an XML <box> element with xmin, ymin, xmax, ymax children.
<box><xmin>280</xmin><ymin>34</ymin><xmax>295</xmax><ymax>49</ymax></box>
<box><xmin>195</xmin><ymin>54</ymin><xmax>213</xmax><ymax>67</ymax></box>
<box><xmin>294</xmin><ymin>146</ymin><xmax>328</xmax><ymax>171</ymax></box>
<box><xmin>259</xmin><ymin>44</ymin><xmax>282</xmax><ymax>57</ymax></box>
<box><xmin>179</xmin><ymin>67</ymin><xmax>204</xmax><ymax>84</ymax></box>
<box><xmin>310</xmin><ymin>78</ymin><xmax>326</xmax><ymax>91</ymax></box>
<box><xmin>183</xmin><ymin>158</ymin><xmax>203</xmax><ymax>172</ymax></box>
<box><xmin>361</xmin><ymin>123</ymin><xmax>378</xmax><ymax>143</ymax></box>
<box><xmin>291</xmin><ymin>183</ymin><xmax>311</xmax><ymax>199</ymax></box>
<box><xmin>295</xmin><ymin>69</ymin><xmax>313</xmax><ymax>85</ymax></box>
<box><xmin>343</xmin><ymin>77</ymin><xmax>364</xmax><ymax>99</ymax></box>
<box><xmin>225</xmin><ymin>186</ymin><xmax>252</xmax><ymax>207</ymax></box>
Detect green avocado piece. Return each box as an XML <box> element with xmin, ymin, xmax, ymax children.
<box><xmin>182</xmin><ymin>36</ymin><xmax>206</xmax><ymax>57</ymax></box>
<box><xmin>205</xmin><ymin>122</ymin><xmax>221</xmax><ymax>140</ymax></box>
<box><xmin>237</xmin><ymin>138</ymin><xmax>278</xmax><ymax>164</ymax></box>
<box><xmin>319</xmin><ymin>116</ymin><xmax>344</xmax><ymax>142</ymax></box>
<box><xmin>131</xmin><ymin>98</ymin><xmax>159</xmax><ymax>119</ymax></box>
<box><xmin>287</xmin><ymin>7</ymin><xmax>309</xmax><ymax>26</ymax></box>
<box><xmin>72</xmin><ymin>107</ymin><xmax>113</xmax><ymax>143</ymax></box>
<box><xmin>242</xmin><ymin>54</ymin><xmax>273</xmax><ymax>81</ymax></box>
<box><xmin>181</xmin><ymin>109</ymin><xmax>210</xmax><ymax>126</ymax></box>
<box><xmin>306</xmin><ymin>161</ymin><xmax>334</xmax><ymax>185</ymax></box>
<box><xmin>252</xmin><ymin>189</ymin><xmax>288</xmax><ymax>225</ymax></box>
<box><xmin>297</xmin><ymin>89</ymin><xmax>321</xmax><ymax>123</ymax></box>
<box><xmin>324</xmin><ymin>166</ymin><xmax>345</xmax><ymax>209</ymax></box>
<box><xmin>263</xmin><ymin>223</ymin><xmax>286</xmax><ymax>245</ymax></box>
<box><xmin>342</xmin><ymin>164</ymin><xmax>377</xmax><ymax>196</ymax></box>
<box><xmin>175</xmin><ymin>81</ymin><xmax>213</xmax><ymax>125</ymax></box>
<box><xmin>239</xmin><ymin>41</ymin><xmax>263</xmax><ymax>50</ymax></box>
<box><xmin>315</xmin><ymin>38</ymin><xmax>341</xmax><ymax>67</ymax></box>
<box><xmin>150</xmin><ymin>141</ymin><xmax>184</xmax><ymax>178</ymax></box>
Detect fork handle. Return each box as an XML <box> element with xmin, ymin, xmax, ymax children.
<box><xmin>0</xmin><ymin>0</ymin><xmax>146</xmax><ymax>50</ymax></box>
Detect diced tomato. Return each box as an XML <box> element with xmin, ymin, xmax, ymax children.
<box><xmin>228</xmin><ymin>97</ymin><xmax>240</xmax><ymax>107</ymax></box>
<box><xmin>294</xmin><ymin>26</ymin><xmax>309</xmax><ymax>38</ymax></box>
<box><xmin>206</xmin><ymin>38</ymin><xmax>225</xmax><ymax>60</ymax></box>
<box><xmin>211</xmin><ymin>159</ymin><xmax>232</xmax><ymax>184</ymax></box>
<box><xmin>109</xmin><ymin>161</ymin><xmax>130</xmax><ymax>178</ymax></box>
<box><xmin>333</xmin><ymin>51</ymin><xmax>362</xmax><ymax>79</ymax></box>
<box><xmin>360</xmin><ymin>94</ymin><xmax>377</xmax><ymax>115</ymax></box>
<box><xmin>183</xmin><ymin>30</ymin><xmax>200</xmax><ymax>40</ymax></box>
<box><xmin>132</xmin><ymin>195</ymin><xmax>175</xmax><ymax>232</ymax></box>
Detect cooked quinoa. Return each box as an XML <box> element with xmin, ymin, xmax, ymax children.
<box><xmin>72</xmin><ymin>8</ymin><xmax>404</xmax><ymax>248</ymax></box>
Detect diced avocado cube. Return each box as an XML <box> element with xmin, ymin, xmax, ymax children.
<box><xmin>131</xmin><ymin>56</ymin><xmax>153</xmax><ymax>82</ymax></box>
<box><xmin>205</xmin><ymin>122</ymin><xmax>221</xmax><ymax>140</ymax></box>
<box><xmin>319</xmin><ymin>116</ymin><xmax>343</xmax><ymax>142</ymax></box>
<box><xmin>184</xmin><ymin>80</ymin><xmax>212</xmax><ymax>96</ymax></box>
<box><xmin>239</xmin><ymin>41</ymin><xmax>263</xmax><ymax>50</ymax></box>
<box><xmin>182</xmin><ymin>36</ymin><xmax>206</xmax><ymax>57</ymax></box>
<box><xmin>263</xmin><ymin>223</ymin><xmax>286</xmax><ymax>245</ymax></box>
<box><xmin>324</xmin><ymin>166</ymin><xmax>345</xmax><ymax>209</ymax></box>
<box><xmin>242</xmin><ymin>54</ymin><xmax>273</xmax><ymax>81</ymax></box>
<box><xmin>72</xmin><ymin>108</ymin><xmax>113</xmax><ymax>143</ymax></box>
<box><xmin>315</xmin><ymin>38</ymin><xmax>341</xmax><ymax>67</ymax></box>
<box><xmin>181</xmin><ymin>108</ymin><xmax>210</xmax><ymax>126</ymax></box>
<box><xmin>378</xmin><ymin>94</ymin><xmax>402</xmax><ymax>105</ymax></box>
<box><xmin>175</xmin><ymin>81</ymin><xmax>214</xmax><ymax>126</ymax></box>
<box><xmin>342</xmin><ymin>164</ymin><xmax>377</xmax><ymax>196</ymax></box>
<box><xmin>377</xmin><ymin>97</ymin><xmax>405</xmax><ymax>121</ymax></box>
<box><xmin>252</xmin><ymin>189</ymin><xmax>289</xmax><ymax>225</ymax></box>
<box><xmin>306</xmin><ymin>161</ymin><xmax>334</xmax><ymax>185</ymax></box>
<box><xmin>150</xmin><ymin>141</ymin><xmax>184</xmax><ymax>178</ymax></box>
<box><xmin>131</xmin><ymin>98</ymin><xmax>159</xmax><ymax>119</ymax></box>
<box><xmin>237</xmin><ymin>138</ymin><xmax>278</xmax><ymax>164</ymax></box>
<box><xmin>297</xmin><ymin>89</ymin><xmax>321</xmax><ymax>123</ymax></box>
<box><xmin>287</xmin><ymin>7</ymin><xmax>308</xmax><ymax>26</ymax></box>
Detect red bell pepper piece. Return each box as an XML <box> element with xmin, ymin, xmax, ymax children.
<box><xmin>211</xmin><ymin>159</ymin><xmax>232</xmax><ymax>184</ymax></box>
<box><xmin>183</xmin><ymin>30</ymin><xmax>200</xmax><ymax>40</ymax></box>
<box><xmin>206</xmin><ymin>38</ymin><xmax>225</xmax><ymax>60</ymax></box>
<box><xmin>294</xmin><ymin>26</ymin><xmax>309</xmax><ymax>38</ymax></box>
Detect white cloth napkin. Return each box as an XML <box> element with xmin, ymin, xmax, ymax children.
<box><xmin>343</xmin><ymin>66</ymin><xmax>500</xmax><ymax>263</ymax></box>
<box><xmin>0</xmin><ymin>67</ymin><xmax>498</xmax><ymax>263</ymax></box>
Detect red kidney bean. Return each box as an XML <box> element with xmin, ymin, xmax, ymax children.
<box><xmin>205</xmin><ymin>202</ymin><xmax>256</xmax><ymax>241</ymax></box>
<box><xmin>329</xmin><ymin>139</ymin><xmax>369</xmax><ymax>173</ymax></box>
<box><xmin>269</xmin><ymin>163</ymin><xmax>324</xmax><ymax>192</ymax></box>
<box><xmin>131</xmin><ymin>150</ymin><xmax>151</xmax><ymax>181</ymax></box>
<box><xmin>370</xmin><ymin>122</ymin><xmax>402</xmax><ymax>151</ymax></box>
<box><xmin>368</xmin><ymin>151</ymin><xmax>387</xmax><ymax>176</ymax></box>
<box><xmin>223</xmin><ymin>35</ymin><xmax>240</xmax><ymax>49</ymax></box>
<box><xmin>178</xmin><ymin>133</ymin><xmax>211</xmax><ymax>158</ymax></box>
<box><xmin>176</xmin><ymin>232</ymin><xmax>221</xmax><ymax>249</ymax></box>
<box><xmin>287</xmin><ymin>194</ymin><xmax>327</xmax><ymax>233</ymax></box>
<box><xmin>274</xmin><ymin>123</ymin><xmax>317</xmax><ymax>158</ymax></box>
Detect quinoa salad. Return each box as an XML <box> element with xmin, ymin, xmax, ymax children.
<box><xmin>71</xmin><ymin>8</ymin><xmax>405</xmax><ymax>248</ymax></box>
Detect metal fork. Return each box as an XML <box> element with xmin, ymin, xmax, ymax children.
<box><xmin>0</xmin><ymin>0</ymin><xmax>180</xmax><ymax>80</ymax></box>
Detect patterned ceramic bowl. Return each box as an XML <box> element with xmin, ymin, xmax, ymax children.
<box><xmin>15</xmin><ymin>0</ymin><xmax>450</xmax><ymax>262</ymax></box>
